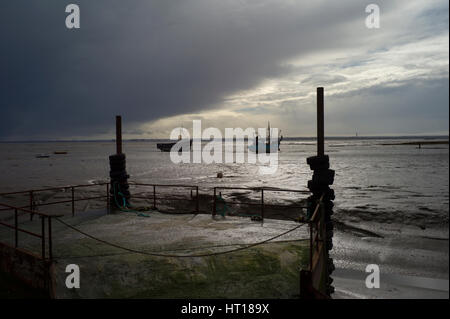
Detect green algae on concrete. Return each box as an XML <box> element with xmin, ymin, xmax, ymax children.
<box><xmin>0</xmin><ymin>210</ymin><xmax>310</xmax><ymax>298</ymax></box>
<box><xmin>55</xmin><ymin>240</ymin><xmax>309</xmax><ymax>298</ymax></box>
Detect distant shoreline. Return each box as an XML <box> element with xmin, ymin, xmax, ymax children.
<box><xmin>380</xmin><ymin>140</ymin><xmax>449</xmax><ymax>146</ymax></box>
<box><xmin>0</xmin><ymin>135</ymin><xmax>449</xmax><ymax>143</ymax></box>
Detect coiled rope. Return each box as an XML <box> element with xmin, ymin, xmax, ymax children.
<box><xmin>112</xmin><ymin>182</ymin><xmax>150</xmax><ymax>217</ymax></box>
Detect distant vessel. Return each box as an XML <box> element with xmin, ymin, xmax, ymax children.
<box><xmin>249</xmin><ymin>122</ymin><xmax>283</xmax><ymax>153</ymax></box>
<box><xmin>157</xmin><ymin>130</ymin><xmax>192</xmax><ymax>152</ymax></box>
<box><xmin>35</xmin><ymin>154</ymin><xmax>50</xmax><ymax>158</ymax></box>
<box><xmin>156</xmin><ymin>141</ymin><xmax>177</xmax><ymax>152</ymax></box>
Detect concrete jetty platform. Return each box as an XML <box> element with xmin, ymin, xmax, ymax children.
<box><xmin>0</xmin><ymin>210</ymin><xmax>309</xmax><ymax>298</ymax></box>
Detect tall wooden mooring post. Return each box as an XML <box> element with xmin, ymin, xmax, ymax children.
<box><xmin>302</xmin><ymin>87</ymin><xmax>335</xmax><ymax>297</ymax></box>
<box><xmin>108</xmin><ymin>115</ymin><xmax>131</xmax><ymax>210</ymax></box>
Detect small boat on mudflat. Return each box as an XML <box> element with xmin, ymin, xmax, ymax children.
<box><xmin>157</xmin><ymin>139</ymin><xmax>192</xmax><ymax>152</ymax></box>
<box><xmin>36</xmin><ymin>154</ymin><xmax>50</xmax><ymax>158</ymax></box>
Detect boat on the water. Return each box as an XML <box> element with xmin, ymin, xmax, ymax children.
<box><xmin>248</xmin><ymin>122</ymin><xmax>283</xmax><ymax>153</ymax></box>
<box><xmin>157</xmin><ymin>132</ymin><xmax>193</xmax><ymax>152</ymax></box>
<box><xmin>156</xmin><ymin>142</ymin><xmax>177</xmax><ymax>152</ymax></box>
<box><xmin>35</xmin><ymin>154</ymin><xmax>50</xmax><ymax>158</ymax></box>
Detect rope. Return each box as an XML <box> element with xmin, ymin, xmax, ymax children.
<box><xmin>54</xmin><ymin>238</ymin><xmax>310</xmax><ymax>260</ymax></box>
<box><xmin>112</xmin><ymin>182</ymin><xmax>150</xmax><ymax>217</ymax></box>
<box><xmin>54</xmin><ymin>217</ymin><xmax>306</xmax><ymax>258</ymax></box>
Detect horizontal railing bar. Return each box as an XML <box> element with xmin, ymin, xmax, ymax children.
<box><xmin>1</xmin><ymin>181</ymin><xmax>309</xmax><ymax>198</ymax></box>
<box><xmin>217</xmin><ymin>201</ymin><xmax>265</xmax><ymax>207</ymax></box>
<box><xmin>215</xmin><ymin>186</ymin><xmax>310</xmax><ymax>193</ymax></box>
<box><xmin>0</xmin><ymin>221</ymin><xmax>43</xmax><ymax>238</ymax></box>
<box><xmin>0</xmin><ymin>195</ymin><xmax>109</xmax><ymax>211</ymax></box>
<box><xmin>0</xmin><ymin>203</ymin><xmax>63</xmax><ymax>218</ymax></box>
<box><xmin>33</xmin><ymin>195</ymin><xmax>108</xmax><ymax>207</ymax></box>
<box><xmin>0</xmin><ymin>211</ymin><xmax>28</xmax><ymax>222</ymax></box>
<box><xmin>131</xmin><ymin>195</ymin><xmax>194</xmax><ymax>200</ymax></box>
<box><xmin>0</xmin><ymin>183</ymin><xmax>109</xmax><ymax>196</ymax></box>
<box><xmin>257</xmin><ymin>203</ymin><xmax>307</xmax><ymax>209</ymax></box>
<box><xmin>129</xmin><ymin>196</ymin><xmax>154</xmax><ymax>200</ymax></box>
<box><xmin>72</xmin><ymin>195</ymin><xmax>107</xmax><ymax>201</ymax></box>
<box><xmin>128</xmin><ymin>183</ymin><xmax>197</xmax><ymax>189</ymax></box>
<box><xmin>216</xmin><ymin>200</ymin><xmax>307</xmax><ymax>209</ymax></box>
<box><xmin>156</xmin><ymin>197</ymin><xmax>196</xmax><ymax>201</ymax></box>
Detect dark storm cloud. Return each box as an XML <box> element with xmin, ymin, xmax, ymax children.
<box><xmin>1</xmin><ymin>1</ymin><xmax>447</xmax><ymax>139</ymax></box>
<box><xmin>1</xmin><ymin>0</ymin><xmax>395</xmax><ymax>139</ymax></box>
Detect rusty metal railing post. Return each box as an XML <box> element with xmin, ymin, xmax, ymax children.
<box><xmin>29</xmin><ymin>191</ymin><xmax>33</xmax><ymax>221</ymax></box>
<box><xmin>14</xmin><ymin>208</ymin><xmax>18</xmax><ymax>248</ymax></box>
<box><xmin>261</xmin><ymin>189</ymin><xmax>264</xmax><ymax>223</ymax></box>
<box><xmin>106</xmin><ymin>183</ymin><xmax>110</xmax><ymax>213</ymax></box>
<box><xmin>71</xmin><ymin>187</ymin><xmax>75</xmax><ymax>217</ymax></box>
<box><xmin>48</xmin><ymin>217</ymin><xmax>52</xmax><ymax>261</ymax></box>
<box><xmin>153</xmin><ymin>185</ymin><xmax>156</xmax><ymax>209</ymax></box>
<box><xmin>319</xmin><ymin>201</ymin><xmax>324</xmax><ymax>245</ymax></box>
<box><xmin>41</xmin><ymin>216</ymin><xmax>45</xmax><ymax>260</ymax></box>
<box><xmin>309</xmin><ymin>222</ymin><xmax>313</xmax><ymax>271</ymax></box>
<box><xmin>196</xmin><ymin>186</ymin><xmax>199</xmax><ymax>213</ymax></box>
<box><xmin>213</xmin><ymin>187</ymin><xmax>217</xmax><ymax>216</ymax></box>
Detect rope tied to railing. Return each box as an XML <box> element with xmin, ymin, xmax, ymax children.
<box><xmin>112</xmin><ymin>182</ymin><xmax>150</xmax><ymax>217</ymax></box>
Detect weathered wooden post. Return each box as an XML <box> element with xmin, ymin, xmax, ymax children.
<box><xmin>153</xmin><ymin>185</ymin><xmax>156</xmax><ymax>209</ymax></box>
<box><xmin>196</xmin><ymin>186</ymin><xmax>199</xmax><ymax>213</ymax></box>
<box><xmin>212</xmin><ymin>187</ymin><xmax>217</xmax><ymax>216</ymax></box>
<box><xmin>317</xmin><ymin>88</ymin><xmax>324</xmax><ymax>157</ymax></box>
<box><xmin>109</xmin><ymin>115</ymin><xmax>131</xmax><ymax>211</ymax></box>
<box><xmin>305</xmin><ymin>87</ymin><xmax>335</xmax><ymax>297</ymax></box>
<box><xmin>116</xmin><ymin>115</ymin><xmax>122</xmax><ymax>154</ymax></box>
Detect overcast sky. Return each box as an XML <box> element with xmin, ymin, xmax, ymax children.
<box><xmin>1</xmin><ymin>0</ymin><xmax>448</xmax><ymax>140</ymax></box>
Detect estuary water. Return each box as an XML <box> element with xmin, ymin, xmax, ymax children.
<box><xmin>0</xmin><ymin>137</ymin><xmax>448</xmax><ymax>229</ymax></box>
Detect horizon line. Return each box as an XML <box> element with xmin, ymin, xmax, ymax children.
<box><xmin>0</xmin><ymin>134</ymin><xmax>449</xmax><ymax>143</ymax></box>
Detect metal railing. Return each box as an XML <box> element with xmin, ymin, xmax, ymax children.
<box><xmin>0</xmin><ymin>183</ymin><xmax>110</xmax><ymax>218</ymax></box>
<box><xmin>212</xmin><ymin>186</ymin><xmax>310</xmax><ymax>222</ymax></box>
<box><xmin>299</xmin><ymin>194</ymin><xmax>328</xmax><ymax>298</ymax></box>
<box><xmin>308</xmin><ymin>195</ymin><xmax>325</xmax><ymax>272</ymax></box>
<box><xmin>128</xmin><ymin>182</ymin><xmax>199</xmax><ymax>213</ymax></box>
<box><xmin>0</xmin><ymin>203</ymin><xmax>62</xmax><ymax>260</ymax></box>
<box><xmin>0</xmin><ymin>182</ymin><xmax>320</xmax><ymax>268</ymax></box>
<box><xmin>0</xmin><ymin>182</ymin><xmax>202</xmax><ymax>259</ymax></box>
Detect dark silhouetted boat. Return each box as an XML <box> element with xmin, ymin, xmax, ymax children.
<box><xmin>35</xmin><ymin>154</ymin><xmax>50</xmax><ymax>158</ymax></box>
<box><xmin>157</xmin><ymin>131</ymin><xmax>192</xmax><ymax>152</ymax></box>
